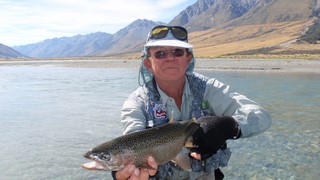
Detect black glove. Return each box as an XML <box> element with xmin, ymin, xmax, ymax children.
<box><xmin>191</xmin><ymin>116</ymin><xmax>241</xmax><ymax>160</ymax></box>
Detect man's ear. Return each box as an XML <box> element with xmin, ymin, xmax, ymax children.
<box><xmin>187</xmin><ymin>52</ymin><xmax>193</xmax><ymax>63</ymax></box>
<box><xmin>144</xmin><ymin>58</ymin><xmax>152</xmax><ymax>71</ymax></box>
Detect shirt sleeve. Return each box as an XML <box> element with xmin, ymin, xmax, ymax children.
<box><xmin>121</xmin><ymin>89</ymin><xmax>147</xmax><ymax>135</ymax></box>
<box><xmin>204</xmin><ymin>78</ymin><xmax>272</xmax><ymax>138</ymax></box>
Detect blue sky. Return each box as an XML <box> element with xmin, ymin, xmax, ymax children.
<box><xmin>0</xmin><ymin>0</ymin><xmax>197</xmax><ymax>46</ymax></box>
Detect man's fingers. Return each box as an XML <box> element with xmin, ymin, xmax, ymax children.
<box><xmin>139</xmin><ymin>169</ymin><xmax>150</xmax><ymax>179</ymax></box>
<box><xmin>116</xmin><ymin>164</ymin><xmax>135</xmax><ymax>180</ymax></box>
<box><xmin>147</xmin><ymin>156</ymin><xmax>158</xmax><ymax>176</ymax></box>
<box><xmin>116</xmin><ymin>156</ymin><xmax>158</xmax><ymax>180</ymax></box>
<box><xmin>190</xmin><ymin>152</ymin><xmax>202</xmax><ymax>160</ymax></box>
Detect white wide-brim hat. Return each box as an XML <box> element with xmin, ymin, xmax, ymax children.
<box><xmin>144</xmin><ymin>31</ymin><xmax>193</xmax><ymax>48</ymax></box>
<box><xmin>139</xmin><ymin>27</ymin><xmax>195</xmax><ymax>85</ymax></box>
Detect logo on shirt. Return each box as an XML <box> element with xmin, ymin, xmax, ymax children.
<box><xmin>153</xmin><ymin>104</ymin><xmax>167</xmax><ymax>119</ymax></box>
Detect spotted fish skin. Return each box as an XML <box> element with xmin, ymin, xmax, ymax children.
<box><xmin>82</xmin><ymin>120</ymin><xmax>199</xmax><ymax>171</ymax></box>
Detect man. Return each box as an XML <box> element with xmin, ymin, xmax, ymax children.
<box><xmin>114</xmin><ymin>25</ymin><xmax>272</xmax><ymax>179</ymax></box>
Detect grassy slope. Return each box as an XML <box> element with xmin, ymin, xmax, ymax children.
<box><xmin>189</xmin><ymin>19</ymin><xmax>320</xmax><ymax>59</ymax></box>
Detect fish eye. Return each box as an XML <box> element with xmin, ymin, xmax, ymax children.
<box><xmin>98</xmin><ymin>153</ymin><xmax>111</xmax><ymax>161</ymax></box>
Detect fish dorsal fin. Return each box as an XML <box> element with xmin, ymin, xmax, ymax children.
<box><xmin>169</xmin><ymin>111</ymin><xmax>174</xmax><ymax>124</ymax></box>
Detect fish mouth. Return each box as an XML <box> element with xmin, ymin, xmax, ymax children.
<box><xmin>82</xmin><ymin>151</ymin><xmax>124</xmax><ymax>171</ymax></box>
<box><xmin>82</xmin><ymin>153</ymin><xmax>111</xmax><ymax>171</ymax></box>
<box><xmin>82</xmin><ymin>158</ymin><xmax>124</xmax><ymax>171</ymax></box>
<box><xmin>82</xmin><ymin>160</ymin><xmax>110</xmax><ymax>171</ymax></box>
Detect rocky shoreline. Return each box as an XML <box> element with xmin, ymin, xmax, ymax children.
<box><xmin>195</xmin><ymin>59</ymin><xmax>320</xmax><ymax>74</ymax></box>
<box><xmin>1</xmin><ymin>58</ymin><xmax>319</xmax><ymax>74</ymax></box>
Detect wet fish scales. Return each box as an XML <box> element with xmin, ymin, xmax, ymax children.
<box><xmin>83</xmin><ymin>120</ymin><xmax>199</xmax><ymax>171</ymax></box>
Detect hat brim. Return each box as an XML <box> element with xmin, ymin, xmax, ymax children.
<box><xmin>145</xmin><ymin>40</ymin><xmax>193</xmax><ymax>48</ymax></box>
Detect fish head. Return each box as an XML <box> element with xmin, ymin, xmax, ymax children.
<box><xmin>83</xmin><ymin>149</ymin><xmax>127</xmax><ymax>171</ymax></box>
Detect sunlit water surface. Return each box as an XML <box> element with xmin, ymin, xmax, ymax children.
<box><xmin>0</xmin><ymin>62</ymin><xmax>319</xmax><ymax>179</ymax></box>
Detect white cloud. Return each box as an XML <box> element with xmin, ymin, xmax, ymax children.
<box><xmin>0</xmin><ymin>0</ymin><xmax>197</xmax><ymax>46</ymax></box>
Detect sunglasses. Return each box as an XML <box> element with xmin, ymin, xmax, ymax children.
<box><xmin>148</xmin><ymin>26</ymin><xmax>188</xmax><ymax>42</ymax></box>
<box><xmin>149</xmin><ymin>48</ymin><xmax>186</xmax><ymax>60</ymax></box>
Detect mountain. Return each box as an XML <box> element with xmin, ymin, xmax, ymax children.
<box><xmin>0</xmin><ymin>43</ymin><xmax>27</xmax><ymax>59</ymax></box>
<box><xmin>14</xmin><ymin>32</ymin><xmax>113</xmax><ymax>58</ymax></box>
<box><xmin>226</xmin><ymin>0</ymin><xmax>314</xmax><ymax>27</ymax></box>
<box><xmin>13</xmin><ymin>19</ymin><xmax>163</xmax><ymax>58</ymax></box>
<box><xmin>98</xmin><ymin>19</ymin><xmax>165</xmax><ymax>56</ymax></box>
<box><xmin>169</xmin><ymin>0</ymin><xmax>314</xmax><ymax>31</ymax></box>
<box><xmin>169</xmin><ymin>0</ymin><xmax>261</xmax><ymax>31</ymax></box>
<box><xmin>12</xmin><ymin>0</ymin><xmax>320</xmax><ymax>58</ymax></box>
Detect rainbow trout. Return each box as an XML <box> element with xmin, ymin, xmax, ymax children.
<box><xmin>82</xmin><ymin>120</ymin><xmax>199</xmax><ymax>171</ymax></box>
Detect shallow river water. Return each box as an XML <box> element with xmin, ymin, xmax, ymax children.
<box><xmin>0</xmin><ymin>61</ymin><xmax>319</xmax><ymax>179</ymax></box>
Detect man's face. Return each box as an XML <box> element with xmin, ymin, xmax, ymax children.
<box><xmin>144</xmin><ymin>46</ymin><xmax>192</xmax><ymax>82</ymax></box>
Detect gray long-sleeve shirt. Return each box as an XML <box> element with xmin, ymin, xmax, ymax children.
<box><xmin>121</xmin><ymin>76</ymin><xmax>272</xmax><ymax>137</ymax></box>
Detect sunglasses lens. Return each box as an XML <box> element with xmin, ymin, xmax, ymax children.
<box><xmin>149</xmin><ymin>26</ymin><xmax>188</xmax><ymax>41</ymax></box>
<box><xmin>152</xmin><ymin>49</ymin><xmax>185</xmax><ymax>59</ymax></box>
<box><xmin>151</xmin><ymin>27</ymin><xmax>169</xmax><ymax>39</ymax></box>
<box><xmin>173</xmin><ymin>49</ymin><xmax>185</xmax><ymax>57</ymax></box>
<box><xmin>171</xmin><ymin>27</ymin><xmax>187</xmax><ymax>40</ymax></box>
<box><xmin>154</xmin><ymin>51</ymin><xmax>166</xmax><ymax>59</ymax></box>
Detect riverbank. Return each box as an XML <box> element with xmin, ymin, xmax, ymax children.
<box><xmin>1</xmin><ymin>58</ymin><xmax>319</xmax><ymax>74</ymax></box>
<box><xmin>195</xmin><ymin>59</ymin><xmax>320</xmax><ymax>74</ymax></box>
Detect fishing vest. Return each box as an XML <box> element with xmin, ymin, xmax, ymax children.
<box><xmin>141</xmin><ymin>72</ymin><xmax>231</xmax><ymax>179</ymax></box>
<box><xmin>144</xmin><ymin>72</ymin><xmax>210</xmax><ymax>128</ymax></box>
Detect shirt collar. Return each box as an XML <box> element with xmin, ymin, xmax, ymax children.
<box><xmin>156</xmin><ymin>77</ymin><xmax>192</xmax><ymax>104</ymax></box>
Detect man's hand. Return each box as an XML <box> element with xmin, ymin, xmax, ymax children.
<box><xmin>191</xmin><ymin>116</ymin><xmax>240</xmax><ymax>160</ymax></box>
<box><xmin>114</xmin><ymin>156</ymin><xmax>158</xmax><ymax>180</ymax></box>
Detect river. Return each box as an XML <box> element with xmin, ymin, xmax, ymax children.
<box><xmin>0</xmin><ymin>60</ymin><xmax>319</xmax><ymax>179</ymax></box>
